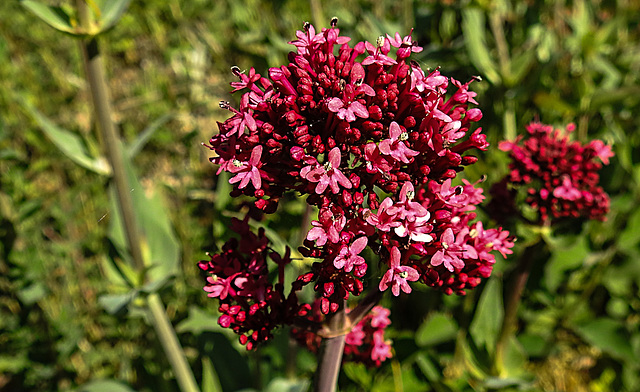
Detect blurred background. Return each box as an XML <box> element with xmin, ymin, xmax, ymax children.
<box><xmin>1</xmin><ymin>0</ymin><xmax>639</xmax><ymax>391</ymax></box>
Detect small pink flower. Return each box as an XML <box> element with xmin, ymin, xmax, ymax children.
<box><xmin>327</xmin><ymin>97</ymin><xmax>369</xmax><ymax>122</ymax></box>
<box><xmin>306</xmin><ymin>207</ymin><xmax>345</xmax><ymax>246</ymax></box>
<box><xmin>379</xmin><ymin>246</ymin><xmax>420</xmax><ymax>296</ymax></box>
<box><xmin>553</xmin><ymin>176</ymin><xmax>581</xmax><ymax>201</ymax></box>
<box><xmin>334</xmin><ymin>236</ymin><xmax>368</xmax><ymax>272</ymax></box>
<box><xmin>378</xmin><ymin>122</ymin><xmax>419</xmax><ymax>164</ymax></box>
<box><xmin>300</xmin><ymin>147</ymin><xmax>352</xmax><ymax>194</ymax></box>
<box><xmin>431</xmin><ymin>228</ymin><xmax>466</xmax><ymax>272</ymax></box>
<box><xmin>371</xmin><ymin>330</ymin><xmax>393</xmax><ymax>362</ymax></box>
<box><xmin>362</xmin><ymin>37</ymin><xmax>397</xmax><ymax>66</ymax></box>
<box><xmin>588</xmin><ymin>140</ymin><xmax>614</xmax><ymax>165</ymax></box>
<box><xmin>229</xmin><ymin>145</ymin><xmax>264</xmax><ymax>189</ymax></box>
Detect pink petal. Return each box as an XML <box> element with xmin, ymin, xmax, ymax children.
<box><xmin>327</xmin><ymin>97</ymin><xmax>344</xmax><ymax>113</ymax></box>
<box><xmin>351</xmin><ymin>236</ymin><xmax>368</xmax><ymax>254</ymax></box>
<box><xmin>349</xmin><ymin>101</ymin><xmax>369</xmax><ymax>119</ymax></box>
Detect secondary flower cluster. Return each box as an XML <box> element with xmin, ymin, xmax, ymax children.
<box><xmin>292</xmin><ymin>304</ymin><xmax>393</xmax><ymax>367</ymax></box>
<box><xmin>201</xmin><ymin>20</ymin><xmax>513</xmax><ymax>353</ymax></box>
<box><xmin>490</xmin><ymin>122</ymin><xmax>614</xmax><ymax>224</ymax></box>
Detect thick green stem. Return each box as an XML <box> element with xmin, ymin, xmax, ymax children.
<box><xmin>76</xmin><ymin>2</ymin><xmax>200</xmax><ymax>391</ymax></box>
<box><xmin>82</xmin><ymin>38</ymin><xmax>145</xmax><ymax>272</ymax></box>
<box><xmin>493</xmin><ymin>244</ymin><xmax>538</xmax><ymax>375</ymax></box>
<box><xmin>314</xmin><ymin>302</ymin><xmax>347</xmax><ymax>392</ymax></box>
<box><xmin>147</xmin><ymin>293</ymin><xmax>202</xmax><ymax>392</ymax></box>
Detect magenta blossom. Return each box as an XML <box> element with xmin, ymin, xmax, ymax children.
<box><xmin>333</xmin><ymin>236</ymin><xmax>368</xmax><ymax>272</ymax></box>
<box><xmin>300</xmin><ymin>147</ymin><xmax>352</xmax><ymax>194</ymax></box>
<box><xmin>203</xmin><ymin>20</ymin><xmax>514</xmax><ymax>353</ymax></box>
<box><xmin>228</xmin><ymin>145</ymin><xmax>264</xmax><ymax>190</ymax></box>
<box><xmin>379</xmin><ymin>246</ymin><xmax>420</xmax><ymax>296</ymax></box>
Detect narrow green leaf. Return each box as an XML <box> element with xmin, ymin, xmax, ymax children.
<box><xmin>127</xmin><ymin>114</ymin><xmax>173</xmax><ymax>158</ymax></box>
<box><xmin>176</xmin><ymin>306</ymin><xmax>225</xmax><ymax>335</ymax></box>
<box><xmin>17</xmin><ymin>282</ymin><xmax>47</xmax><ymax>305</ymax></box>
<box><xmin>342</xmin><ymin>362</ymin><xmax>372</xmax><ymax>389</ymax></box>
<box><xmin>77</xmin><ymin>379</ymin><xmax>137</xmax><ymax>392</ymax></box>
<box><xmin>469</xmin><ymin>277</ymin><xmax>503</xmax><ymax>354</ymax></box>
<box><xmin>107</xmin><ymin>152</ymin><xmax>180</xmax><ymax>285</ymax></box>
<box><xmin>508</xmin><ymin>49</ymin><xmax>536</xmax><ymax>86</ymax></box>
<box><xmin>98</xmin><ymin>292</ymin><xmax>136</xmax><ymax>315</ymax></box>
<box><xmin>462</xmin><ymin>8</ymin><xmax>501</xmax><ymax>84</ymax></box>
<box><xmin>263</xmin><ymin>378</ymin><xmax>310</xmax><ymax>392</ymax></box>
<box><xmin>574</xmin><ymin>318</ymin><xmax>636</xmax><ymax>362</ymax></box>
<box><xmin>415</xmin><ymin>312</ymin><xmax>458</xmax><ymax>347</ymax></box>
<box><xmin>618</xmin><ymin>207</ymin><xmax>640</xmax><ymax>254</ymax></box>
<box><xmin>201</xmin><ymin>357</ymin><xmax>223</xmax><ymax>392</ymax></box>
<box><xmin>21</xmin><ymin>1</ymin><xmax>76</xmax><ymax>34</ymax></box>
<box><xmin>19</xmin><ymin>96</ymin><xmax>110</xmax><ymax>175</ymax></box>
<box><xmin>544</xmin><ymin>235</ymin><xmax>589</xmax><ymax>291</ymax></box>
<box><xmin>97</xmin><ymin>0</ymin><xmax>132</xmax><ymax>33</ymax></box>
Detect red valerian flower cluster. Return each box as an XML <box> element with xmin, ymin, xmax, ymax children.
<box><xmin>293</xmin><ymin>304</ymin><xmax>393</xmax><ymax>367</ymax></box>
<box><xmin>200</xmin><ymin>20</ymin><xmax>514</xmax><ymax>357</ymax></box>
<box><xmin>489</xmin><ymin>122</ymin><xmax>614</xmax><ymax>224</ymax></box>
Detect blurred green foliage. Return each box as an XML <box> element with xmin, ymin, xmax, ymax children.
<box><xmin>1</xmin><ymin>0</ymin><xmax>639</xmax><ymax>391</ymax></box>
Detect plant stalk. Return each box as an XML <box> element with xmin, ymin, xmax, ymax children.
<box><xmin>76</xmin><ymin>2</ymin><xmax>200</xmax><ymax>391</ymax></box>
<box><xmin>493</xmin><ymin>243</ymin><xmax>537</xmax><ymax>375</ymax></box>
<box><xmin>314</xmin><ymin>301</ymin><xmax>347</xmax><ymax>392</ymax></box>
<box><xmin>147</xmin><ymin>293</ymin><xmax>202</xmax><ymax>392</ymax></box>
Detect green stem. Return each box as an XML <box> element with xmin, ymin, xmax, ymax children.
<box><xmin>147</xmin><ymin>293</ymin><xmax>202</xmax><ymax>392</ymax></box>
<box><xmin>75</xmin><ymin>2</ymin><xmax>201</xmax><ymax>391</ymax></box>
<box><xmin>493</xmin><ymin>243</ymin><xmax>539</xmax><ymax>375</ymax></box>
<box><xmin>314</xmin><ymin>301</ymin><xmax>347</xmax><ymax>392</ymax></box>
<box><xmin>493</xmin><ymin>243</ymin><xmax>544</xmax><ymax>376</ymax></box>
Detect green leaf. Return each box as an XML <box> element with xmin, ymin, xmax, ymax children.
<box><xmin>415</xmin><ymin>312</ymin><xmax>458</xmax><ymax>347</ymax></box>
<box><xmin>263</xmin><ymin>378</ymin><xmax>310</xmax><ymax>392</ymax></box>
<box><xmin>98</xmin><ymin>292</ymin><xmax>137</xmax><ymax>315</ymax></box>
<box><xmin>97</xmin><ymin>0</ymin><xmax>132</xmax><ymax>32</ymax></box>
<box><xmin>107</xmin><ymin>152</ymin><xmax>180</xmax><ymax>286</ymax></box>
<box><xmin>617</xmin><ymin>207</ymin><xmax>640</xmax><ymax>254</ymax></box>
<box><xmin>201</xmin><ymin>332</ymin><xmax>252</xmax><ymax>392</ymax></box>
<box><xmin>343</xmin><ymin>362</ymin><xmax>372</xmax><ymax>389</ymax></box>
<box><xmin>201</xmin><ymin>357</ymin><xmax>223</xmax><ymax>392</ymax></box>
<box><xmin>17</xmin><ymin>282</ymin><xmax>47</xmax><ymax>305</ymax></box>
<box><xmin>176</xmin><ymin>306</ymin><xmax>226</xmax><ymax>335</ymax></box>
<box><xmin>18</xmin><ymin>96</ymin><xmax>110</xmax><ymax>175</ymax></box>
<box><xmin>77</xmin><ymin>379</ymin><xmax>137</xmax><ymax>392</ymax></box>
<box><xmin>21</xmin><ymin>1</ymin><xmax>76</xmax><ymax>34</ymax></box>
<box><xmin>574</xmin><ymin>318</ymin><xmax>636</xmax><ymax>362</ymax></box>
<box><xmin>544</xmin><ymin>235</ymin><xmax>589</xmax><ymax>291</ymax></box>
<box><xmin>462</xmin><ymin>8</ymin><xmax>501</xmax><ymax>84</ymax></box>
<box><xmin>469</xmin><ymin>277</ymin><xmax>503</xmax><ymax>354</ymax></box>
<box><xmin>127</xmin><ymin>114</ymin><xmax>173</xmax><ymax>158</ymax></box>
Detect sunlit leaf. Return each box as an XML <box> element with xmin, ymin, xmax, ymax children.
<box><xmin>107</xmin><ymin>153</ymin><xmax>180</xmax><ymax>286</ymax></box>
<box><xmin>18</xmin><ymin>96</ymin><xmax>110</xmax><ymax>175</ymax></box>
<box><xmin>97</xmin><ymin>0</ymin><xmax>132</xmax><ymax>32</ymax></box>
<box><xmin>415</xmin><ymin>312</ymin><xmax>458</xmax><ymax>347</ymax></box>
<box><xmin>469</xmin><ymin>277</ymin><xmax>503</xmax><ymax>354</ymax></box>
<box><xmin>574</xmin><ymin>318</ymin><xmax>636</xmax><ymax>362</ymax></box>
<box><xmin>176</xmin><ymin>306</ymin><xmax>225</xmax><ymax>335</ymax></box>
<box><xmin>127</xmin><ymin>114</ymin><xmax>172</xmax><ymax>158</ymax></box>
<box><xmin>202</xmin><ymin>357</ymin><xmax>223</xmax><ymax>392</ymax></box>
<box><xmin>21</xmin><ymin>1</ymin><xmax>76</xmax><ymax>34</ymax></box>
<box><xmin>77</xmin><ymin>379</ymin><xmax>137</xmax><ymax>392</ymax></box>
<box><xmin>98</xmin><ymin>292</ymin><xmax>136</xmax><ymax>315</ymax></box>
<box><xmin>462</xmin><ymin>8</ymin><xmax>501</xmax><ymax>84</ymax></box>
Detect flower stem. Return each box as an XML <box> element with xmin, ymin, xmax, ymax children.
<box><xmin>147</xmin><ymin>293</ymin><xmax>203</xmax><ymax>392</ymax></box>
<box><xmin>314</xmin><ymin>301</ymin><xmax>347</xmax><ymax>392</ymax></box>
<box><xmin>75</xmin><ymin>2</ymin><xmax>201</xmax><ymax>391</ymax></box>
<box><xmin>493</xmin><ymin>243</ymin><xmax>538</xmax><ymax>375</ymax></box>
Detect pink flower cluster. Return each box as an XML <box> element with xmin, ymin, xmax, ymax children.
<box><xmin>201</xmin><ymin>20</ymin><xmax>513</xmax><ymax>353</ymax></box>
<box><xmin>490</xmin><ymin>122</ymin><xmax>614</xmax><ymax>224</ymax></box>
<box><xmin>293</xmin><ymin>305</ymin><xmax>393</xmax><ymax>367</ymax></box>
